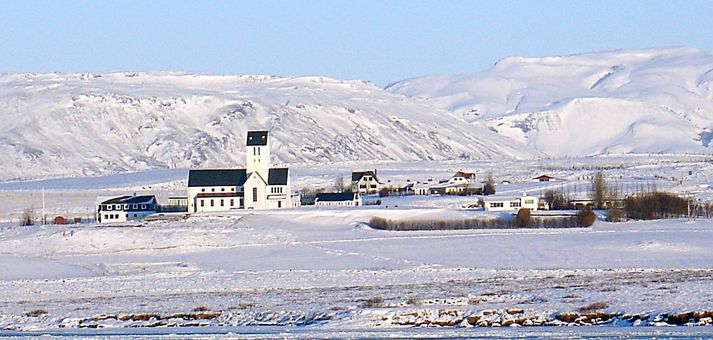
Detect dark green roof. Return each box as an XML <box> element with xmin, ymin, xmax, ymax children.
<box><xmin>316</xmin><ymin>192</ymin><xmax>356</xmax><ymax>202</ymax></box>
<box><xmin>268</xmin><ymin>167</ymin><xmax>289</xmax><ymax>185</ymax></box>
<box><xmin>352</xmin><ymin>170</ymin><xmax>378</xmax><ymax>183</ymax></box>
<box><xmin>188</xmin><ymin>169</ymin><xmax>247</xmax><ymax>187</ymax></box>
<box><xmin>101</xmin><ymin>195</ymin><xmax>155</xmax><ymax>205</ymax></box>
<box><xmin>246</xmin><ymin>131</ymin><xmax>268</xmax><ymax>146</ymax></box>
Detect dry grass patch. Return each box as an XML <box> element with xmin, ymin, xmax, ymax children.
<box><xmin>578</xmin><ymin>302</ymin><xmax>610</xmax><ymax>313</ymax></box>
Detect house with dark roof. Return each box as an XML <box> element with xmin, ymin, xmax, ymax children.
<box><xmin>533</xmin><ymin>174</ymin><xmax>557</xmax><ymax>182</ymax></box>
<box><xmin>187</xmin><ymin>130</ymin><xmax>296</xmax><ymax>213</ymax></box>
<box><xmin>314</xmin><ymin>192</ymin><xmax>361</xmax><ymax>207</ymax></box>
<box><xmin>351</xmin><ymin>170</ymin><xmax>380</xmax><ymax>195</ymax></box>
<box><xmin>96</xmin><ymin>195</ymin><xmax>157</xmax><ymax>223</ymax></box>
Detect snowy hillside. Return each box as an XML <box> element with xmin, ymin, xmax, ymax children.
<box><xmin>387</xmin><ymin>47</ymin><xmax>713</xmax><ymax>156</ymax></box>
<box><xmin>0</xmin><ymin>73</ymin><xmax>534</xmax><ymax>181</ymax></box>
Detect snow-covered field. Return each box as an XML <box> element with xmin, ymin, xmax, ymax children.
<box><xmin>2</xmin><ymin>156</ymin><xmax>713</xmax><ymax>337</ymax></box>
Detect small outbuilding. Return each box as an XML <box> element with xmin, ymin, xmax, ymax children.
<box><xmin>315</xmin><ymin>192</ymin><xmax>362</xmax><ymax>207</ymax></box>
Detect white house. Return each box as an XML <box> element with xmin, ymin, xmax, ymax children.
<box><xmin>448</xmin><ymin>171</ymin><xmax>476</xmax><ymax>185</ymax></box>
<box><xmin>97</xmin><ymin>195</ymin><xmax>157</xmax><ymax>223</ymax></box>
<box><xmin>483</xmin><ymin>193</ymin><xmax>539</xmax><ymax>212</ymax></box>
<box><xmin>352</xmin><ymin>170</ymin><xmax>380</xmax><ymax>195</ymax></box>
<box><xmin>314</xmin><ymin>192</ymin><xmax>362</xmax><ymax>207</ymax></box>
<box><xmin>187</xmin><ymin>131</ymin><xmax>291</xmax><ymax>213</ymax></box>
<box><xmin>412</xmin><ymin>181</ymin><xmax>432</xmax><ymax>195</ymax></box>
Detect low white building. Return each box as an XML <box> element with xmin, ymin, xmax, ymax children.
<box><xmin>168</xmin><ymin>196</ymin><xmax>188</xmax><ymax>207</ymax></box>
<box><xmin>97</xmin><ymin>195</ymin><xmax>157</xmax><ymax>223</ymax></box>
<box><xmin>483</xmin><ymin>193</ymin><xmax>539</xmax><ymax>212</ymax></box>
<box><xmin>314</xmin><ymin>192</ymin><xmax>361</xmax><ymax>207</ymax></box>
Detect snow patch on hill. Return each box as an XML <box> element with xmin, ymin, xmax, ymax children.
<box><xmin>0</xmin><ymin>73</ymin><xmax>535</xmax><ymax>181</ymax></box>
<box><xmin>387</xmin><ymin>47</ymin><xmax>713</xmax><ymax>156</ymax></box>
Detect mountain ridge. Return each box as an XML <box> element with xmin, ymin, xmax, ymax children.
<box><xmin>387</xmin><ymin>47</ymin><xmax>713</xmax><ymax>157</ymax></box>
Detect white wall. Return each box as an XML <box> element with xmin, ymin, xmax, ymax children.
<box><xmin>194</xmin><ymin>196</ymin><xmax>242</xmax><ymax>212</ymax></box>
<box><xmin>188</xmin><ymin>186</ymin><xmax>241</xmax><ymax>213</ymax></box>
<box><xmin>484</xmin><ymin>196</ymin><xmax>539</xmax><ymax>212</ymax></box>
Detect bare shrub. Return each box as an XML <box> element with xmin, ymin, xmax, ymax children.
<box><xmin>578</xmin><ymin>301</ymin><xmax>610</xmax><ymax>313</ymax></box>
<box><xmin>544</xmin><ymin>189</ymin><xmax>574</xmax><ymax>210</ymax></box>
<box><xmin>483</xmin><ymin>173</ymin><xmax>496</xmax><ymax>195</ymax></box>
<box><xmin>577</xmin><ymin>209</ymin><xmax>597</xmax><ymax>227</ymax></box>
<box><xmin>361</xmin><ymin>297</ymin><xmax>384</xmax><ymax>308</ymax></box>
<box><xmin>192</xmin><ymin>306</ymin><xmax>210</xmax><ymax>312</ymax></box>
<box><xmin>406</xmin><ymin>297</ymin><xmax>422</xmax><ymax>305</ymax></box>
<box><xmin>25</xmin><ymin>309</ymin><xmax>48</xmax><ymax>317</ymax></box>
<box><xmin>369</xmin><ymin>215</ymin><xmax>590</xmax><ymax>231</ymax></box>
<box><xmin>514</xmin><ymin>208</ymin><xmax>531</xmax><ymax>227</ymax></box>
<box><xmin>19</xmin><ymin>208</ymin><xmax>35</xmax><ymax>226</ymax></box>
<box><xmin>624</xmin><ymin>192</ymin><xmax>688</xmax><ymax>220</ymax></box>
<box><xmin>369</xmin><ymin>217</ymin><xmax>389</xmax><ymax>229</ymax></box>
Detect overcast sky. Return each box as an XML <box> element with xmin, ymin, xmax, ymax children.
<box><xmin>1</xmin><ymin>0</ymin><xmax>712</xmax><ymax>85</ymax></box>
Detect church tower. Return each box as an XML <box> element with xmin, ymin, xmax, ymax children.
<box><xmin>246</xmin><ymin>130</ymin><xmax>270</xmax><ymax>180</ymax></box>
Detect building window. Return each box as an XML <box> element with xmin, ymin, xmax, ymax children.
<box><xmin>278</xmin><ymin>201</ymin><xmax>282</xmax><ymax>208</ymax></box>
<box><xmin>230</xmin><ymin>199</ymin><xmax>234</xmax><ymax>206</ymax></box>
<box><xmin>524</xmin><ymin>200</ymin><xmax>534</xmax><ymax>205</ymax></box>
<box><xmin>107</xmin><ymin>205</ymin><xmax>112</xmax><ymax>211</ymax></box>
<box><xmin>253</xmin><ymin>187</ymin><xmax>258</xmax><ymax>202</ymax></box>
<box><xmin>210</xmin><ymin>199</ymin><xmax>214</xmax><ymax>207</ymax></box>
<box><xmin>231</xmin><ymin>188</ymin><xmax>235</xmax><ymax>192</ymax></box>
<box><xmin>200</xmin><ymin>200</ymin><xmax>205</xmax><ymax>207</ymax></box>
<box><xmin>221</xmin><ymin>188</ymin><xmax>225</xmax><ymax>192</ymax></box>
<box><xmin>220</xmin><ymin>199</ymin><xmax>224</xmax><ymax>207</ymax></box>
<box><xmin>510</xmin><ymin>202</ymin><xmax>520</xmax><ymax>208</ymax></box>
<box><xmin>132</xmin><ymin>204</ymin><xmax>138</xmax><ymax>209</ymax></box>
<box><xmin>257</xmin><ymin>147</ymin><xmax>260</xmax><ymax>156</ymax></box>
<box><xmin>490</xmin><ymin>202</ymin><xmax>504</xmax><ymax>208</ymax></box>
<box><xmin>211</xmin><ymin>188</ymin><xmax>215</xmax><ymax>192</ymax></box>
<box><xmin>141</xmin><ymin>204</ymin><xmax>146</xmax><ymax>209</ymax></box>
<box><xmin>201</xmin><ymin>188</ymin><xmax>205</xmax><ymax>192</ymax></box>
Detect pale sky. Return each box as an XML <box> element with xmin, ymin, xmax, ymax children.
<box><xmin>1</xmin><ymin>0</ymin><xmax>712</xmax><ymax>84</ymax></box>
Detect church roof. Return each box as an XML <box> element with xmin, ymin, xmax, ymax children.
<box><xmin>188</xmin><ymin>169</ymin><xmax>247</xmax><ymax>187</ymax></box>
<box><xmin>268</xmin><ymin>167</ymin><xmax>289</xmax><ymax>185</ymax></box>
<box><xmin>246</xmin><ymin>131</ymin><xmax>268</xmax><ymax>146</ymax></box>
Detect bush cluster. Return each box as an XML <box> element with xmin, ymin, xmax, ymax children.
<box><xmin>368</xmin><ymin>213</ymin><xmax>593</xmax><ymax>231</ymax></box>
<box><xmin>624</xmin><ymin>192</ymin><xmax>688</xmax><ymax>220</ymax></box>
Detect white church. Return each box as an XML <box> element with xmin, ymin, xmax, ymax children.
<box><xmin>187</xmin><ymin>131</ymin><xmax>294</xmax><ymax>213</ymax></box>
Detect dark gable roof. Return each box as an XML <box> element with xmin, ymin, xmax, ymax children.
<box><xmin>188</xmin><ymin>169</ymin><xmax>247</xmax><ymax>187</ymax></box>
<box><xmin>246</xmin><ymin>130</ymin><xmax>268</xmax><ymax>146</ymax></box>
<box><xmin>351</xmin><ymin>170</ymin><xmax>378</xmax><ymax>183</ymax></box>
<box><xmin>101</xmin><ymin>195</ymin><xmax>155</xmax><ymax>205</ymax></box>
<box><xmin>268</xmin><ymin>167</ymin><xmax>289</xmax><ymax>185</ymax></box>
<box><xmin>316</xmin><ymin>192</ymin><xmax>355</xmax><ymax>202</ymax></box>
<box><xmin>453</xmin><ymin>171</ymin><xmax>476</xmax><ymax>178</ymax></box>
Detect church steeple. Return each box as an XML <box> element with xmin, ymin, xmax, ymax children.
<box><xmin>246</xmin><ymin>130</ymin><xmax>269</xmax><ymax>180</ymax></box>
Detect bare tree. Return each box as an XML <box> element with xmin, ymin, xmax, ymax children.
<box><xmin>334</xmin><ymin>175</ymin><xmax>345</xmax><ymax>193</ymax></box>
<box><xmin>19</xmin><ymin>208</ymin><xmax>35</xmax><ymax>226</ymax></box>
<box><xmin>483</xmin><ymin>172</ymin><xmax>496</xmax><ymax>196</ymax></box>
<box><xmin>590</xmin><ymin>172</ymin><xmax>607</xmax><ymax>209</ymax></box>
